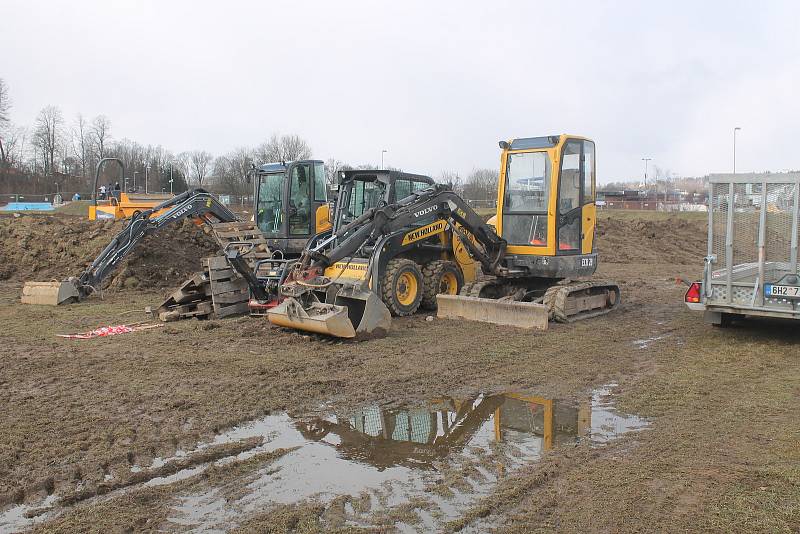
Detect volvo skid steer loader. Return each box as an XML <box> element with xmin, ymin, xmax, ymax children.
<box><xmin>267</xmin><ymin>170</ymin><xmax>481</xmax><ymax>338</ymax></box>
<box><xmin>268</xmin><ymin>134</ymin><xmax>619</xmax><ymax>339</ymax></box>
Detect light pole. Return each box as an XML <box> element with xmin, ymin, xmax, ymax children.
<box><xmin>642</xmin><ymin>157</ymin><xmax>651</xmax><ymax>191</ymax></box>
<box><xmin>733</xmin><ymin>127</ymin><xmax>741</xmax><ymax>173</ymax></box>
<box><xmin>145</xmin><ymin>164</ymin><xmax>151</xmax><ymax>194</ymax></box>
<box><xmin>54</xmin><ymin>182</ymin><xmax>59</xmax><ymax>195</ymax></box>
<box><xmin>169</xmin><ymin>164</ymin><xmax>174</xmax><ymax>194</ymax></box>
<box><xmin>381</xmin><ymin>149</ymin><xmax>388</xmax><ymax>169</ymax></box>
<box><xmin>133</xmin><ymin>171</ymin><xmax>140</xmax><ymax>192</ymax></box>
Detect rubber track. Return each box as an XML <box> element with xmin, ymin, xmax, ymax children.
<box><xmin>548</xmin><ymin>279</ymin><xmax>621</xmax><ymax>323</ymax></box>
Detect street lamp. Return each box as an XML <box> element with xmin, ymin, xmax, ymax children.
<box><xmin>133</xmin><ymin>171</ymin><xmax>140</xmax><ymax>192</ymax></box>
<box><xmin>169</xmin><ymin>164</ymin><xmax>175</xmax><ymax>195</ymax></box>
<box><xmin>145</xmin><ymin>164</ymin><xmax>151</xmax><ymax>194</ymax></box>
<box><xmin>733</xmin><ymin>127</ymin><xmax>741</xmax><ymax>174</ymax></box>
<box><xmin>642</xmin><ymin>157</ymin><xmax>652</xmax><ymax>191</ymax></box>
<box><xmin>381</xmin><ymin>149</ymin><xmax>388</xmax><ymax>168</ymax></box>
<box><xmin>54</xmin><ymin>182</ymin><xmax>59</xmax><ymax>195</ymax></box>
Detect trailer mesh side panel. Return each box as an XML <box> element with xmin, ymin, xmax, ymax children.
<box><xmin>731</xmin><ymin>183</ymin><xmax>760</xmax><ymax>279</ymax></box>
<box><xmin>706</xmin><ymin>174</ymin><xmax>800</xmax><ymax>317</ymax></box>
<box><xmin>765</xmin><ymin>183</ymin><xmax>795</xmax><ymax>270</ymax></box>
<box><xmin>711</xmin><ymin>182</ymin><xmax>729</xmax><ymax>267</ymax></box>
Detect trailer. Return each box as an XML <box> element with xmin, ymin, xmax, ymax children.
<box><xmin>685</xmin><ymin>172</ymin><xmax>800</xmax><ymax>325</ymax></box>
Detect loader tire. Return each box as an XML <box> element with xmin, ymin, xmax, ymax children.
<box><xmin>420</xmin><ymin>260</ymin><xmax>464</xmax><ymax>310</ymax></box>
<box><xmin>381</xmin><ymin>258</ymin><xmax>423</xmax><ymax>317</ymax></box>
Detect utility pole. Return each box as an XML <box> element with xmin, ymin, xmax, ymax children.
<box><xmin>733</xmin><ymin>127</ymin><xmax>741</xmax><ymax>173</ymax></box>
<box><xmin>169</xmin><ymin>164</ymin><xmax>174</xmax><ymax>194</ymax></box>
<box><xmin>145</xmin><ymin>164</ymin><xmax>151</xmax><ymax>194</ymax></box>
<box><xmin>381</xmin><ymin>149</ymin><xmax>388</xmax><ymax>169</ymax></box>
<box><xmin>642</xmin><ymin>157</ymin><xmax>651</xmax><ymax>192</ymax></box>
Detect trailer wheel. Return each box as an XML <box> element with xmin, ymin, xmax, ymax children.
<box><xmin>712</xmin><ymin>312</ymin><xmax>734</xmax><ymax>328</ymax></box>
<box><xmin>381</xmin><ymin>258</ymin><xmax>423</xmax><ymax>317</ymax></box>
<box><xmin>420</xmin><ymin>260</ymin><xmax>464</xmax><ymax>310</ymax></box>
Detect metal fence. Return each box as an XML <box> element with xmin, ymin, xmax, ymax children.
<box><xmin>705</xmin><ymin>173</ymin><xmax>800</xmax><ymax>316</ymax></box>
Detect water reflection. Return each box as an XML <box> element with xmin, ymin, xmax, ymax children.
<box><xmin>294</xmin><ymin>392</ymin><xmax>602</xmax><ymax>471</ymax></box>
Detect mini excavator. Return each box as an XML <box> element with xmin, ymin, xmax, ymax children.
<box><xmin>21</xmin><ymin>189</ymin><xmax>239</xmax><ymax>305</ymax></box>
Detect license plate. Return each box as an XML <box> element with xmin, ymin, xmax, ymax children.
<box><xmin>764</xmin><ymin>284</ymin><xmax>800</xmax><ymax>298</ymax></box>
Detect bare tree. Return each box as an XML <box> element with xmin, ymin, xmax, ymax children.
<box><xmin>213</xmin><ymin>147</ymin><xmax>254</xmax><ymax>196</ymax></box>
<box><xmin>186</xmin><ymin>150</ymin><xmax>213</xmax><ymax>186</ymax></box>
<box><xmin>71</xmin><ymin>114</ymin><xmax>92</xmax><ymax>177</ymax></box>
<box><xmin>0</xmin><ymin>78</ymin><xmax>11</xmax><ymax>166</ymax></box>
<box><xmin>462</xmin><ymin>168</ymin><xmax>498</xmax><ymax>202</ymax></box>
<box><xmin>324</xmin><ymin>158</ymin><xmax>348</xmax><ymax>186</ymax></box>
<box><xmin>438</xmin><ymin>170</ymin><xmax>463</xmax><ymax>196</ymax></box>
<box><xmin>1</xmin><ymin>125</ymin><xmax>26</xmax><ymax>167</ymax></box>
<box><xmin>91</xmin><ymin>115</ymin><xmax>112</xmax><ymax>160</ymax></box>
<box><xmin>255</xmin><ymin>133</ymin><xmax>312</xmax><ymax>163</ymax></box>
<box><xmin>32</xmin><ymin>105</ymin><xmax>64</xmax><ymax>175</ymax></box>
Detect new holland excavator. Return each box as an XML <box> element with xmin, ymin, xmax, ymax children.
<box><xmin>267</xmin><ymin>134</ymin><xmax>620</xmax><ymax>338</ymax></box>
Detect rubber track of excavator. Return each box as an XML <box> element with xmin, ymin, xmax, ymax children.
<box><xmin>545</xmin><ymin>280</ymin><xmax>621</xmax><ymax>323</ymax></box>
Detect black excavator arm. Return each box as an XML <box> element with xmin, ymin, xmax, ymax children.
<box><xmin>300</xmin><ymin>184</ymin><xmax>508</xmax><ymax>276</ymax></box>
<box><xmin>74</xmin><ymin>188</ymin><xmax>237</xmax><ymax>297</ymax></box>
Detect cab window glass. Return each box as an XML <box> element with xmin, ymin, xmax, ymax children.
<box><xmin>504</xmin><ymin>152</ymin><xmax>549</xmax><ymax>212</ymax></box>
<box><xmin>559</xmin><ymin>142</ymin><xmax>581</xmax><ymax>214</ymax></box>
<box><xmin>395</xmin><ymin>179</ymin><xmax>413</xmax><ymax>201</ymax></box>
<box><xmin>313</xmin><ymin>162</ymin><xmax>327</xmax><ymax>202</ymax></box>
<box><xmin>583</xmin><ymin>141</ymin><xmax>595</xmax><ymax>202</ymax></box>
<box><xmin>289</xmin><ymin>164</ymin><xmax>312</xmax><ymax>235</ymax></box>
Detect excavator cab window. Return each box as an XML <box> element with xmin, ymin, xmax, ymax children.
<box><xmin>502</xmin><ymin>151</ymin><xmax>550</xmax><ymax>246</ymax></box>
<box><xmin>289</xmin><ymin>164</ymin><xmax>313</xmax><ymax>235</ymax></box>
<box><xmin>256</xmin><ymin>172</ymin><xmax>285</xmax><ymax>236</ymax></box>
<box><xmin>313</xmin><ymin>162</ymin><xmax>327</xmax><ymax>202</ymax></box>
<box><xmin>557</xmin><ymin>141</ymin><xmax>583</xmax><ymax>252</ymax></box>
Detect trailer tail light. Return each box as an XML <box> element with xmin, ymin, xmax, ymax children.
<box><xmin>685</xmin><ymin>282</ymin><xmax>702</xmax><ymax>303</ymax></box>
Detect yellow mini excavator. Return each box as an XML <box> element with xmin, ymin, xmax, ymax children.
<box><xmin>267</xmin><ymin>134</ymin><xmax>619</xmax><ymax>338</ymax></box>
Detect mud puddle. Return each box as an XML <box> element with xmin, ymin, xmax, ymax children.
<box><xmin>168</xmin><ymin>385</ymin><xmax>648</xmax><ymax>531</ymax></box>
<box><xmin>1</xmin><ymin>385</ymin><xmax>648</xmax><ymax>532</ymax></box>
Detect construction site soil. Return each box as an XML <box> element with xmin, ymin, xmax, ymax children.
<box><xmin>0</xmin><ymin>211</ymin><xmax>797</xmax><ymax>533</ymax></box>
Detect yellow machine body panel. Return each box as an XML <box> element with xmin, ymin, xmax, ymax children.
<box><xmin>495</xmin><ymin>134</ymin><xmax>597</xmax><ymax>257</ymax></box>
<box><xmin>324</xmin><ymin>260</ymin><xmax>371</xmax><ymax>283</ymax></box>
<box><xmin>315</xmin><ymin>204</ymin><xmax>332</xmax><ymax>233</ymax></box>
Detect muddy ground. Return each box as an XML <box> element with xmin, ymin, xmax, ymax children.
<box><xmin>0</xmin><ymin>211</ymin><xmax>797</xmax><ymax>533</ymax></box>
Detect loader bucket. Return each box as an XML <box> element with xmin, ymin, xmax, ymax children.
<box><xmin>268</xmin><ymin>288</ymin><xmax>391</xmax><ymax>339</ymax></box>
<box><xmin>21</xmin><ymin>281</ymin><xmax>80</xmax><ymax>306</ymax></box>
<box><xmin>436</xmin><ymin>294</ymin><xmax>548</xmax><ymax>330</ymax></box>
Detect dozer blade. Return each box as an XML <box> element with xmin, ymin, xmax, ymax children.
<box><xmin>21</xmin><ymin>281</ymin><xmax>80</xmax><ymax>306</ymax></box>
<box><xmin>268</xmin><ymin>287</ymin><xmax>392</xmax><ymax>339</ymax></box>
<box><xmin>436</xmin><ymin>294</ymin><xmax>548</xmax><ymax>330</ymax></box>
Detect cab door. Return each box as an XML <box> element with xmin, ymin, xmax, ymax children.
<box><xmin>286</xmin><ymin>162</ymin><xmax>315</xmax><ymax>249</ymax></box>
<box><xmin>556</xmin><ymin>139</ymin><xmax>587</xmax><ymax>254</ymax></box>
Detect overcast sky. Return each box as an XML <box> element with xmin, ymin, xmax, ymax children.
<box><xmin>3</xmin><ymin>0</ymin><xmax>799</xmax><ymax>183</ymax></box>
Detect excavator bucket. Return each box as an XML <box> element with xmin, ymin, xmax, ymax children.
<box><xmin>268</xmin><ymin>286</ymin><xmax>391</xmax><ymax>339</ymax></box>
<box><xmin>21</xmin><ymin>281</ymin><xmax>80</xmax><ymax>306</ymax></box>
<box><xmin>435</xmin><ymin>294</ymin><xmax>549</xmax><ymax>330</ymax></box>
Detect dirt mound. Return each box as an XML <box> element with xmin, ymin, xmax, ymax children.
<box><xmin>0</xmin><ymin>214</ymin><xmax>220</xmax><ymax>290</ymax></box>
<box><xmin>596</xmin><ymin>215</ymin><xmax>707</xmax><ymax>265</ymax></box>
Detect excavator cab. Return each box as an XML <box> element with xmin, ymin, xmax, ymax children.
<box><xmin>253</xmin><ymin>160</ymin><xmax>331</xmax><ymax>257</ymax></box>
<box><xmin>495</xmin><ymin>135</ymin><xmax>598</xmax><ymax>277</ymax></box>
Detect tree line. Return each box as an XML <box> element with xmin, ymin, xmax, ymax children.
<box><xmin>0</xmin><ymin>77</ymin><xmax>498</xmax><ymax>200</ymax></box>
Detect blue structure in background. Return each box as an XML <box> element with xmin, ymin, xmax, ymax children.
<box><xmin>1</xmin><ymin>202</ymin><xmax>55</xmax><ymax>211</ymax></box>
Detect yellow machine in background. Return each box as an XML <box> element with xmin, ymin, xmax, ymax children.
<box><xmin>88</xmin><ymin>191</ymin><xmax>174</xmax><ymax>220</ymax></box>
